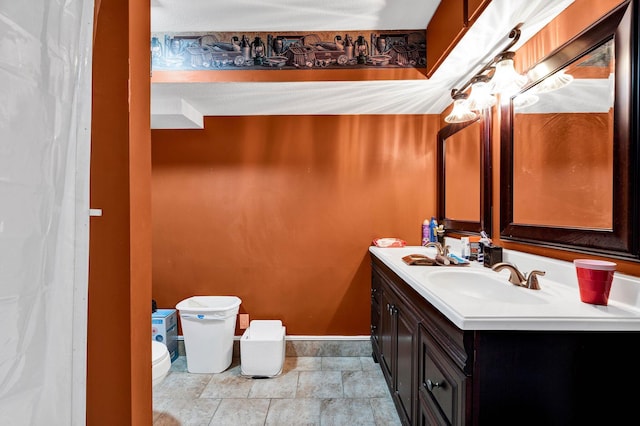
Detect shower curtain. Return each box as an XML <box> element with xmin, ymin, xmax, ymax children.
<box><xmin>0</xmin><ymin>0</ymin><xmax>93</xmax><ymax>424</ymax></box>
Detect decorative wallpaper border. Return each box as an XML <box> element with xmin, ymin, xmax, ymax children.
<box><xmin>151</xmin><ymin>30</ymin><xmax>426</xmax><ymax>71</ymax></box>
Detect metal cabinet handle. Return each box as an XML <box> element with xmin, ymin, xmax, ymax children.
<box><xmin>426</xmin><ymin>379</ymin><xmax>443</xmax><ymax>392</ymax></box>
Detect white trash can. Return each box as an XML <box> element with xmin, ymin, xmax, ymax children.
<box><xmin>176</xmin><ymin>296</ymin><xmax>242</xmax><ymax>373</ymax></box>
<box><xmin>240</xmin><ymin>320</ymin><xmax>286</xmax><ymax>377</ymax></box>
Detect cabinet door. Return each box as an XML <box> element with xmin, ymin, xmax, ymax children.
<box><xmin>379</xmin><ymin>289</ymin><xmax>394</xmax><ymax>382</ymax></box>
<box><xmin>371</xmin><ymin>300</ymin><xmax>380</xmax><ymax>351</ymax></box>
<box><xmin>370</xmin><ymin>272</ymin><xmax>382</xmax><ymax>356</ymax></box>
<box><xmin>395</xmin><ymin>302</ymin><xmax>417</xmax><ymax>425</ymax></box>
<box><xmin>419</xmin><ymin>325</ymin><xmax>469</xmax><ymax>425</ymax></box>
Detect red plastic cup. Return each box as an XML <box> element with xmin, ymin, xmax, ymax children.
<box><xmin>573</xmin><ymin>259</ymin><xmax>616</xmax><ymax>305</ymax></box>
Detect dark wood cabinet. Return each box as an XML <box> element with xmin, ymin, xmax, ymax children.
<box><xmin>370</xmin><ymin>271</ymin><xmax>382</xmax><ymax>359</ymax></box>
<box><xmin>394</xmin><ymin>296</ymin><xmax>418</xmax><ymax>423</ymax></box>
<box><xmin>418</xmin><ymin>325</ymin><xmax>470</xmax><ymax>425</ymax></box>
<box><xmin>372</xmin><ymin>256</ymin><xmax>468</xmax><ymax>425</ymax></box>
<box><xmin>378</xmin><ymin>288</ymin><xmax>394</xmax><ymax>380</ymax></box>
<box><xmin>371</xmin><ymin>253</ymin><xmax>640</xmax><ymax>426</ymax></box>
<box><xmin>418</xmin><ymin>393</ymin><xmax>445</xmax><ymax>426</ymax></box>
<box><xmin>374</xmin><ymin>269</ymin><xmax>418</xmax><ymax>425</ymax></box>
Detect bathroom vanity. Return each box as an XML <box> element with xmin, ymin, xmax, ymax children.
<box><xmin>370</xmin><ymin>246</ymin><xmax>640</xmax><ymax>426</ymax></box>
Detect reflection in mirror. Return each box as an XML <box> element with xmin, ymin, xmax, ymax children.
<box><xmin>438</xmin><ymin>110</ymin><xmax>491</xmax><ymax>234</ymax></box>
<box><xmin>500</xmin><ymin>0</ymin><xmax>639</xmax><ymax>259</ymax></box>
<box><xmin>512</xmin><ymin>39</ymin><xmax>614</xmax><ymax>229</ymax></box>
<box><xmin>445</xmin><ymin>121</ymin><xmax>480</xmax><ymax>221</ymax></box>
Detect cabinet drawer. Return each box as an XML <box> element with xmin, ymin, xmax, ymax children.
<box><xmin>419</xmin><ymin>326</ymin><xmax>468</xmax><ymax>425</ymax></box>
<box><xmin>419</xmin><ymin>393</ymin><xmax>448</xmax><ymax>426</ymax></box>
<box><xmin>424</xmin><ymin>350</ymin><xmax>454</xmax><ymax>423</ymax></box>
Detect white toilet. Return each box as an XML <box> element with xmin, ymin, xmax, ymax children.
<box><xmin>152</xmin><ymin>340</ymin><xmax>171</xmax><ymax>387</ymax></box>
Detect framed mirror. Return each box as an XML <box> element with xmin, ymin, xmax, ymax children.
<box><xmin>437</xmin><ymin>109</ymin><xmax>492</xmax><ymax>234</ymax></box>
<box><xmin>500</xmin><ymin>0</ymin><xmax>639</xmax><ymax>259</ymax></box>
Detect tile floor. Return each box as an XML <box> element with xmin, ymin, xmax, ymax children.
<box><xmin>153</xmin><ymin>356</ymin><xmax>402</xmax><ymax>425</ymax></box>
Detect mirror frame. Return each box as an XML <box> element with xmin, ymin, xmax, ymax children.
<box><xmin>500</xmin><ymin>0</ymin><xmax>639</xmax><ymax>260</ymax></box>
<box><xmin>437</xmin><ymin>109</ymin><xmax>492</xmax><ymax>235</ymax></box>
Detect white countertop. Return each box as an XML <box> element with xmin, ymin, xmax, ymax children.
<box><xmin>369</xmin><ymin>245</ymin><xmax>640</xmax><ymax>331</ymax></box>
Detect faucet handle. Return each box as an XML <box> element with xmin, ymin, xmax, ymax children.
<box><xmin>526</xmin><ymin>270</ymin><xmax>545</xmax><ymax>290</ymax></box>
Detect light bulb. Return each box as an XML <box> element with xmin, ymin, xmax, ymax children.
<box><xmin>467</xmin><ymin>76</ymin><xmax>497</xmax><ymax>111</ymax></box>
<box><xmin>445</xmin><ymin>94</ymin><xmax>478</xmax><ymax>124</ymax></box>
<box><xmin>490</xmin><ymin>52</ymin><xmax>527</xmax><ymax>95</ymax></box>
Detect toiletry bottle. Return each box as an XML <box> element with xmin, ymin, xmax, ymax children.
<box><xmin>461</xmin><ymin>237</ymin><xmax>470</xmax><ymax>260</ymax></box>
<box><xmin>436</xmin><ymin>225</ymin><xmax>445</xmax><ymax>245</ymax></box>
<box><xmin>469</xmin><ymin>236</ymin><xmax>480</xmax><ymax>261</ymax></box>
<box><xmin>478</xmin><ymin>231</ymin><xmax>491</xmax><ymax>264</ymax></box>
<box><xmin>429</xmin><ymin>217</ymin><xmax>438</xmax><ymax>242</ymax></box>
<box><xmin>422</xmin><ymin>219</ymin><xmax>430</xmax><ymax>246</ymax></box>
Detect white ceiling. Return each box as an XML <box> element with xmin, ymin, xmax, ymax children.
<box><xmin>151</xmin><ymin>0</ymin><xmax>574</xmax><ymax>129</ymax></box>
<box><xmin>151</xmin><ymin>0</ymin><xmax>441</xmax><ymax>32</ymax></box>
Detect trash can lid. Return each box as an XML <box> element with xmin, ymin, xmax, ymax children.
<box><xmin>176</xmin><ymin>296</ymin><xmax>242</xmax><ymax>312</ymax></box>
<box><xmin>248</xmin><ymin>320</ymin><xmax>285</xmax><ymax>340</ymax></box>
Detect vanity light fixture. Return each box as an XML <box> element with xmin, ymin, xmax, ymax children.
<box><xmin>447</xmin><ymin>24</ymin><xmax>528</xmax><ymax>123</ymax></box>
<box><xmin>444</xmin><ymin>91</ymin><xmax>479</xmax><ymax>123</ymax></box>
<box><xmin>489</xmin><ymin>51</ymin><xmax>528</xmax><ymax>94</ymax></box>
<box><xmin>467</xmin><ymin>75</ymin><xmax>497</xmax><ymax>111</ymax></box>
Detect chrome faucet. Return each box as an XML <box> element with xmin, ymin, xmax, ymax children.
<box><xmin>491</xmin><ymin>262</ymin><xmax>546</xmax><ymax>290</ymax></box>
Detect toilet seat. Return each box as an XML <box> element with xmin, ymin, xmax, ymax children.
<box><xmin>152</xmin><ymin>340</ymin><xmax>171</xmax><ymax>387</ymax></box>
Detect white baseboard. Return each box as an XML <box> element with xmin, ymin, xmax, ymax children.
<box><xmin>176</xmin><ymin>335</ymin><xmax>370</xmax><ymax>341</ymax></box>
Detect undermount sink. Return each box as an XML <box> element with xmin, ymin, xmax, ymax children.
<box><xmin>424</xmin><ymin>269</ymin><xmax>552</xmax><ymax>305</ymax></box>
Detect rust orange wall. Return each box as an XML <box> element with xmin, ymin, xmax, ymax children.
<box><xmin>151</xmin><ymin>114</ymin><xmax>439</xmax><ymax>335</ymax></box>
<box><xmin>88</xmin><ymin>0</ymin><xmax>152</xmax><ymax>424</ymax></box>
<box><xmin>128</xmin><ymin>0</ymin><xmax>153</xmax><ymax>423</ymax></box>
